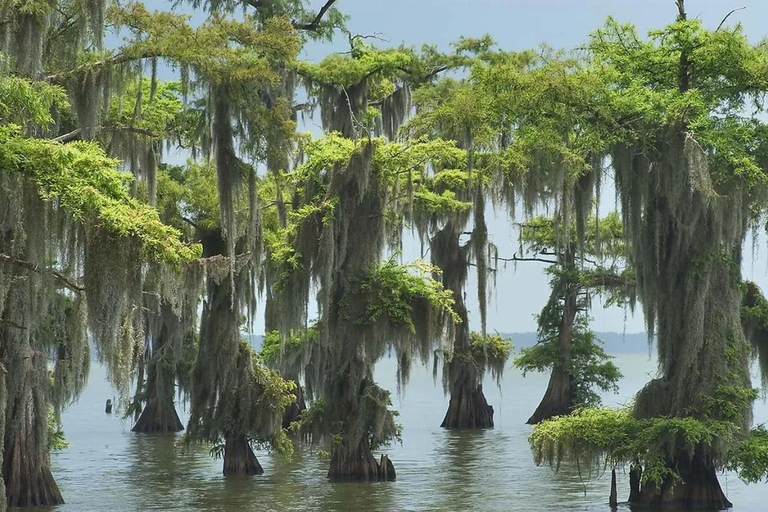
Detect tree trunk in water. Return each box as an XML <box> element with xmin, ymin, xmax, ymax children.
<box><xmin>527</xmin><ymin>274</ymin><xmax>577</xmax><ymax>425</ymax></box>
<box><xmin>436</xmin><ymin>222</ymin><xmax>494</xmax><ymax>430</ymax></box>
<box><xmin>441</xmin><ymin>371</ymin><xmax>494</xmax><ymax>429</ymax></box>
<box><xmin>327</xmin><ymin>438</ymin><xmax>394</xmax><ymax>482</ymax></box>
<box><xmin>3</xmin><ymin>419</ymin><xmax>63</xmax><ymax>507</ymax></box>
<box><xmin>631</xmin><ymin>454</ymin><xmax>731</xmax><ymax>509</ymax></box>
<box><xmin>629</xmin><ymin>464</ymin><xmax>642</xmax><ymax>503</ymax></box>
<box><xmin>132</xmin><ymin>397</ymin><xmax>183</xmax><ymax>433</ymax></box>
<box><xmin>132</xmin><ymin>358</ymin><xmax>183</xmax><ymax>433</ymax></box>
<box><xmin>527</xmin><ymin>369</ymin><xmax>572</xmax><ymax>424</ymax></box>
<box><xmin>222</xmin><ymin>436</ymin><xmax>263</xmax><ymax>476</ymax></box>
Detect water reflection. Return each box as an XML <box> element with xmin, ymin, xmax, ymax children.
<box><xmin>28</xmin><ymin>358</ymin><xmax>768</xmax><ymax>512</ymax></box>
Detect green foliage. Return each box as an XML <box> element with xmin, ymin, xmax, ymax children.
<box><xmin>729</xmin><ymin>426</ymin><xmax>768</xmax><ymax>483</ymax></box>
<box><xmin>357</xmin><ymin>258</ymin><xmax>459</xmax><ymax>330</ymax></box>
<box><xmin>0</xmin><ymin>77</ymin><xmax>68</xmax><ymax>128</ymax></box>
<box><xmin>0</xmin><ymin>127</ymin><xmax>200</xmax><ymax>265</ymax></box>
<box><xmin>106</xmin><ymin>4</ymin><xmax>301</xmax><ymax>84</ymax></box>
<box><xmin>298</xmin><ymin>42</ymin><xmax>411</xmax><ymax>91</ymax></box>
<box><xmin>470</xmin><ymin>332</ymin><xmax>512</xmax><ymax>362</ymax></box>
<box><xmin>107</xmin><ymin>78</ymin><xmax>184</xmax><ymax>137</ymax></box>
<box><xmin>47</xmin><ymin>409</ymin><xmax>69</xmax><ymax>452</ymax></box>
<box><xmin>530</xmin><ymin>408</ymin><xmax>740</xmax><ymax>487</ymax></box>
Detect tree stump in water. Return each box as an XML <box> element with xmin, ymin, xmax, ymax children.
<box><xmin>378</xmin><ymin>454</ymin><xmax>396</xmax><ymax>481</ymax></box>
<box><xmin>609</xmin><ymin>468</ymin><xmax>618</xmax><ymax>507</ymax></box>
<box><xmin>222</xmin><ymin>436</ymin><xmax>263</xmax><ymax>476</ymax></box>
<box><xmin>105</xmin><ymin>399</ymin><xmax>112</xmax><ymax>414</ymax></box>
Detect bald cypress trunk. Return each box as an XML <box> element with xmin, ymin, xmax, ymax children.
<box><xmin>440</xmin><ymin>314</ymin><xmax>493</xmax><ymax>429</ymax></box>
<box><xmin>527</xmin><ymin>280</ymin><xmax>577</xmax><ymax>425</ymax></box>
<box><xmin>632</xmin><ymin>452</ymin><xmax>731</xmax><ymax>509</ymax></box>
<box><xmin>223</xmin><ymin>435</ymin><xmax>263</xmax><ymax>476</ymax></box>
<box><xmin>615</xmin><ymin>132</ymin><xmax>749</xmax><ymax>508</ymax></box>
<box><xmin>435</xmin><ymin>223</ymin><xmax>494</xmax><ymax>429</ymax></box>
<box><xmin>132</xmin><ymin>358</ymin><xmax>183</xmax><ymax>433</ymax></box>
<box><xmin>2</xmin><ymin>289</ymin><xmax>64</xmax><ymax>508</ymax></box>
<box><xmin>133</xmin><ymin>302</ymin><xmax>184</xmax><ymax>433</ymax></box>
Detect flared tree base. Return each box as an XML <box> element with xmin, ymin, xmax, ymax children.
<box><xmin>629</xmin><ymin>457</ymin><xmax>732</xmax><ymax>509</ymax></box>
<box><xmin>441</xmin><ymin>384</ymin><xmax>494</xmax><ymax>429</ymax></box>
<box><xmin>327</xmin><ymin>443</ymin><xmax>396</xmax><ymax>482</ymax></box>
<box><xmin>132</xmin><ymin>400</ymin><xmax>184</xmax><ymax>433</ymax></box>
<box><xmin>223</xmin><ymin>437</ymin><xmax>263</xmax><ymax>476</ymax></box>
<box><xmin>526</xmin><ymin>370</ymin><xmax>572</xmax><ymax>425</ymax></box>
<box><xmin>4</xmin><ymin>461</ymin><xmax>64</xmax><ymax>507</ymax></box>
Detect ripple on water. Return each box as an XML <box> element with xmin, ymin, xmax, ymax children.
<box><xmin>28</xmin><ymin>358</ymin><xmax>768</xmax><ymax>512</ymax></box>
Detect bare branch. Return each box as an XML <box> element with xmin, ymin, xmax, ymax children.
<box><xmin>0</xmin><ymin>253</ymin><xmax>85</xmax><ymax>293</ymax></box>
<box><xmin>716</xmin><ymin>7</ymin><xmax>746</xmax><ymax>32</ymax></box>
<box><xmin>293</xmin><ymin>0</ymin><xmax>339</xmax><ymax>32</ymax></box>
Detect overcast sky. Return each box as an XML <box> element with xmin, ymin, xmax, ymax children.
<box><xmin>155</xmin><ymin>0</ymin><xmax>768</xmax><ymax>335</ymax></box>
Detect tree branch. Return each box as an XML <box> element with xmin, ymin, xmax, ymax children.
<box><xmin>0</xmin><ymin>254</ymin><xmax>85</xmax><ymax>292</ymax></box>
<box><xmin>46</xmin><ymin>50</ymin><xmax>162</xmax><ymax>83</ymax></box>
<box><xmin>54</xmin><ymin>125</ymin><xmax>161</xmax><ymax>143</ymax></box>
<box><xmin>292</xmin><ymin>0</ymin><xmax>338</xmax><ymax>32</ymax></box>
<box><xmin>496</xmin><ymin>252</ymin><xmax>557</xmax><ymax>265</ymax></box>
<box><xmin>716</xmin><ymin>7</ymin><xmax>746</xmax><ymax>32</ymax></box>
<box><xmin>0</xmin><ymin>319</ymin><xmax>26</xmax><ymax>331</ymax></box>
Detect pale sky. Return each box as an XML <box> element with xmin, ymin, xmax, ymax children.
<box><xmin>151</xmin><ymin>0</ymin><xmax>768</xmax><ymax>334</ymax></box>
<box><xmin>297</xmin><ymin>0</ymin><xmax>768</xmax><ymax>335</ymax></box>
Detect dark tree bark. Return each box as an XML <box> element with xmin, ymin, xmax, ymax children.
<box><xmin>132</xmin><ymin>306</ymin><xmax>184</xmax><ymax>433</ymax></box>
<box><xmin>328</xmin><ymin>437</ymin><xmax>393</xmax><ymax>482</ymax></box>
<box><xmin>631</xmin><ymin>453</ymin><xmax>731</xmax><ymax>509</ymax></box>
<box><xmin>441</xmin><ymin>368</ymin><xmax>494</xmax><ymax>429</ymax></box>
<box><xmin>2</xmin><ymin>399</ymin><xmax>63</xmax><ymax>507</ymax></box>
<box><xmin>131</xmin><ymin>391</ymin><xmax>184</xmax><ymax>433</ymax></box>
<box><xmin>223</xmin><ymin>436</ymin><xmax>263</xmax><ymax>476</ymax></box>
<box><xmin>434</xmin><ymin>223</ymin><xmax>494</xmax><ymax>430</ymax></box>
<box><xmin>526</xmin><ymin>369</ymin><xmax>573</xmax><ymax>425</ymax></box>
<box><xmin>609</xmin><ymin>468</ymin><xmax>618</xmax><ymax>507</ymax></box>
<box><xmin>527</xmin><ymin>251</ymin><xmax>578</xmax><ymax>425</ymax></box>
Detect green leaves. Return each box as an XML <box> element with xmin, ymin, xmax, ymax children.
<box><xmin>0</xmin><ymin>128</ymin><xmax>200</xmax><ymax>265</ymax></box>
<box><xmin>357</xmin><ymin>258</ymin><xmax>459</xmax><ymax>331</ymax></box>
<box><xmin>531</xmin><ymin>408</ymin><xmax>740</xmax><ymax>487</ymax></box>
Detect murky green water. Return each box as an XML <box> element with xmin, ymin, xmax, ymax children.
<box><xmin>21</xmin><ymin>352</ymin><xmax>768</xmax><ymax>511</ymax></box>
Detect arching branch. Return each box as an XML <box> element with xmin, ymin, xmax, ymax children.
<box><xmin>716</xmin><ymin>7</ymin><xmax>746</xmax><ymax>32</ymax></box>
<box><xmin>0</xmin><ymin>254</ymin><xmax>85</xmax><ymax>293</ymax></box>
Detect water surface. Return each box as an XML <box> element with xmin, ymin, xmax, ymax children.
<box><xmin>27</xmin><ymin>352</ymin><xmax>768</xmax><ymax>511</ymax></box>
